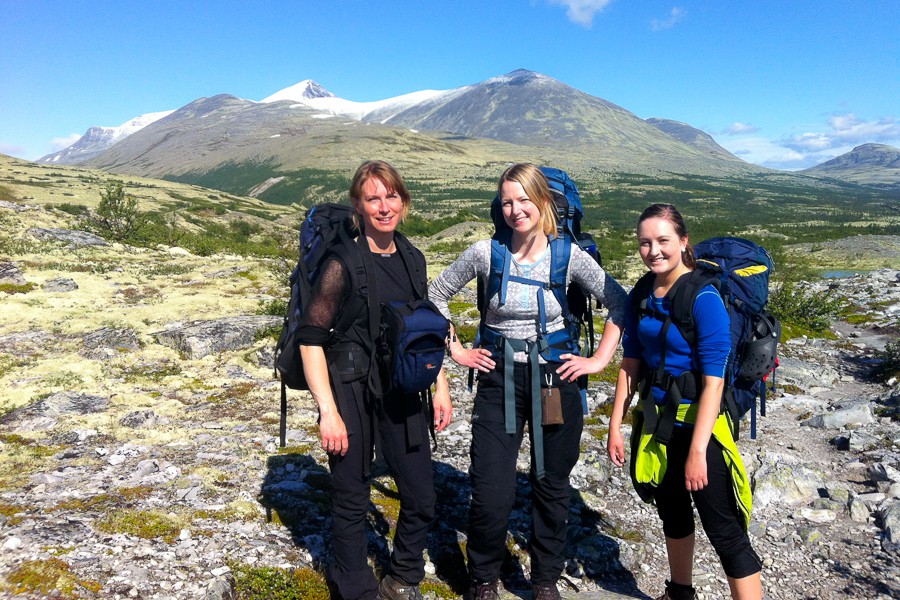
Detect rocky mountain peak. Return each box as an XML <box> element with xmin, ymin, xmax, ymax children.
<box><xmin>261</xmin><ymin>79</ymin><xmax>336</xmax><ymax>103</ymax></box>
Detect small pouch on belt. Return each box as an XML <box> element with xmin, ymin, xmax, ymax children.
<box><xmin>541</xmin><ymin>373</ymin><xmax>564</xmax><ymax>426</ymax></box>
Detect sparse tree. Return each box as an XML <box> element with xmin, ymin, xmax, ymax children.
<box><xmin>93</xmin><ymin>181</ymin><xmax>146</xmax><ymax>241</ymax></box>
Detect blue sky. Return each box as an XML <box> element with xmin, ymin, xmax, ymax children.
<box><xmin>1</xmin><ymin>0</ymin><xmax>898</xmax><ymax>170</ymax></box>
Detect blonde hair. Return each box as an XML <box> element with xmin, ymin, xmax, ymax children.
<box><xmin>497</xmin><ymin>163</ymin><xmax>558</xmax><ymax>237</ymax></box>
<box><xmin>348</xmin><ymin>160</ymin><xmax>411</xmax><ymax>231</ymax></box>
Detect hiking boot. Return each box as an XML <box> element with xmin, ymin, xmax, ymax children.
<box><xmin>532</xmin><ymin>581</ymin><xmax>561</xmax><ymax>600</ymax></box>
<box><xmin>654</xmin><ymin>579</ymin><xmax>696</xmax><ymax>600</ymax></box>
<box><xmin>469</xmin><ymin>580</ymin><xmax>500</xmax><ymax>600</ymax></box>
<box><xmin>377</xmin><ymin>574</ymin><xmax>423</xmax><ymax>600</ymax></box>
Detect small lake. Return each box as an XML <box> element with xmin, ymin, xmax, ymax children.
<box><xmin>822</xmin><ymin>270</ymin><xmax>866</xmax><ymax>279</ymax></box>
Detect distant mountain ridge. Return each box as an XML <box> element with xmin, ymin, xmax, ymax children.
<box><xmin>36</xmin><ymin>69</ymin><xmax>899</xmax><ymax>194</ymax></box>
<box><xmin>39</xmin><ymin>110</ymin><xmax>174</xmax><ymax>164</ymax></box>
<box><xmin>645</xmin><ymin>118</ymin><xmax>737</xmax><ymax>159</ymax></box>
<box><xmin>801</xmin><ymin>143</ymin><xmax>900</xmax><ymax>187</ymax></box>
<box><xmin>41</xmin><ymin>70</ymin><xmax>744</xmax><ymax>173</ymax></box>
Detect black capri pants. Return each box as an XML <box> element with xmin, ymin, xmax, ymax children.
<box><xmin>654</xmin><ymin>425</ymin><xmax>762</xmax><ymax>579</ymax></box>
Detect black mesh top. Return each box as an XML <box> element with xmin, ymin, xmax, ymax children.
<box><xmin>296</xmin><ymin>250</ymin><xmax>415</xmax><ymax>347</ymax></box>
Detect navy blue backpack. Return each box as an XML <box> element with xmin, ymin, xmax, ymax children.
<box><xmin>379</xmin><ymin>299</ymin><xmax>449</xmax><ymax>396</ymax></box>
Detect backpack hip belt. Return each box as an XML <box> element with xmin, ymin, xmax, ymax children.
<box><xmin>638</xmin><ymin>366</ymin><xmax>703</xmax><ymax>446</ymax></box>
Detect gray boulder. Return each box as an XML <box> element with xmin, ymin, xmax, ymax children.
<box><xmin>1</xmin><ymin>391</ymin><xmax>110</xmax><ymax>431</ymax></box>
<box><xmin>153</xmin><ymin>315</ymin><xmax>281</xmax><ymax>359</ymax></box>
<box><xmin>753</xmin><ymin>461</ymin><xmax>826</xmax><ymax>507</ymax></box>
<box><xmin>0</xmin><ymin>262</ymin><xmax>26</xmax><ymax>285</ymax></box>
<box><xmin>42</xmin><ymin>277</ymin><xmax>78</xmax><ymax>292</ymax></box>
<box><xmin>802</xmin><ymin>402</ymin><xmax>875</xmax><ymax>430</ymax></box>
<box><xmin>777</xmin><ymin>356</ymin><xmax>840</xmax><ymax>389</ymax></box>
<box><xmin>880</xmin><ymin>502</ymin><xmax>900</xmax><ymax>553</ymax></box>
<box><xmin>26</xmin><ymin>227</ymin><xmax>108</xmax><ymax>246</ymax></box>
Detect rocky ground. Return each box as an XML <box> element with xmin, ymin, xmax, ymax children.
<box><xmin>1</xmin><ymin>192</ymin><xmax>899</xmax><ymax>599</ymax></box>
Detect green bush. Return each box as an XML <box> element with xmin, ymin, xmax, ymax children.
<box><xmin>875</xmin><ymin>341</ymin><xmax>900</xmax><ymax>382</ymax></box>
<box><xmin>56</xmin><ymin>202</ymin><xmax>89</xmax><ymax>216</ymax></box>
<box><xmin>91</xmin><ymin>181</ymin><xmax>148</xmax><ymax>241</ymax></box>
<box><xmin>768</xmin><ymin>281</ymin><xmax>844</xmax><ymax>334</ymax></box>
<box><xmin>230</xmin><ymin>564</ymin><xmax>330</xmax><ymax>600</ymax></box>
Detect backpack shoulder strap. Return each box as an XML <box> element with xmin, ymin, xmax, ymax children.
<box><xmin>631</xmin><ymin>271</ymin><xmax>657</xmax><ymax>320</ymax></box>
<box><xmin>394</xmin><ymin>231</ymin><xmax>427</xmax><ymax>299</ymax></box>
<box><xmin>548</xmin><ymin>234</ymin><xmax>571</xmax><ymax>320</ymax></box>
<box><xmin>666</xmin><ymin>269</ymin><xmax>720</xmax><ymax>350</ymax></box>
<box><xmin>485</xmin><ymin>233</ymin><xmax>512</xmax><ymax>308</ymax></box>
<box><xmin>327</xmin><ymin>227</ymin><xmax>374</xmax><ymax>340</ymax></box>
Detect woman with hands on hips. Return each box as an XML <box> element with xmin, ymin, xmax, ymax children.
<box><xmin>428</xmin><ymin>163</ymin><xmax>627</xmax><ymax>600</ymax></box>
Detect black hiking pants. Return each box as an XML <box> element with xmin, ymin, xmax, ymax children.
<box><xmin>328</xmin><ymin>380</ymin><xmax>435</xmax><ymax>600</ymax></box>
<box><xmin>655</xmin><ymin>425</ymin><xmax>762</xmax><ymax>579</ymax></box>
<box><xmin>467</xmin><ymin>361</ymin><xmax>583</xmax><ymax>585</ymax></box>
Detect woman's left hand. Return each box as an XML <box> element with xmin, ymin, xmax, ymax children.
<box><xmin>432</xmin><ymin>385</ymin><xmax>453</xmax><ymax>432</ymax></box>
<box><xmin>556</xmin><ymin>353</ymin><xmax>607</xmax><ymax>383</ymax></box>
<box><xmin>685</xmin><ymin>449</ymin><xmax>708</xmax><ymax>492</ymax></box>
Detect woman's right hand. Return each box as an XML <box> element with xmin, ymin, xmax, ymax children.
<box><xmin>607</xmin><ymin>427</ymin><xmax>626</xmax><ymax>467</ymax></box>
<box><xmin>319</xmin><ymin>411</ymin><xmax>348</xmax><ymax>456</ymax></box>
<box><xmin>450</xmin><ymin>346</ymin><xmax>495</xmax><ymax>372</ymax></box>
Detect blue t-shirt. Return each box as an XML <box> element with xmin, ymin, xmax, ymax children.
<box><xmin>623</xmin><ymin>283</ymin><xmax>731</xmax><ymax>405</ymax></box>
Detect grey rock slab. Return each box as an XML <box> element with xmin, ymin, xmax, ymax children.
<box><xmin>26</xmin><ymin>227</ymin><xmax>108</xmax><ymax>246</ymax></box>
<box><xmin>880</xmin><ymin>502</ymin><xmax>900</xmax><ymax>553</ymax></box>
<box><xmin>42</xmin><ymin>277</ymin><xmax>79</xmax><ymax>292</ymax></box>
<box><xmin>777</xmin><ymin>356</ymin><xmax>840</xmax><ymax>389</ymax></box>
<box><xmin>0</xmin><ymin>261</ymin><xmax>26</xmax><ymax>285</ymax></box>
<box><xmin>152</xmin><ymin>315</ymin><xmax>281</xmax><ymax>359</ymax></box>
<box><xmin>802</xmin><ymin>402</ymin><xmax>875</xmax><ymax>429</ymax></box>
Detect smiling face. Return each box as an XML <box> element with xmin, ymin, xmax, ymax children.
<box><xmin>500</xmin><ymin>180</ymin><xmax>542</xmax><ymax>237</ymax></box>
<box><xmin>353</xmin><ymin>176</ymin><xmax>403</xmax><ymax>235</ymax></box>
<box><xmin>638</xmin><ymin>216</ymin><xmax>688</xmax><ymax>277</ymax></box>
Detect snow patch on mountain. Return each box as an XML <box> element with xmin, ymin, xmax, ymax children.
<box><xmin>262</xmin><ymin>79</ymin><xmax>450</xmax><ymax>121</ymax></box>
<box><xmin>38</xmin><ymin>110</ymin><xmax>175</xmax><ymax>164</ymax></box>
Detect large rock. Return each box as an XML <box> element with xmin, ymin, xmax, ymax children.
<box><xmin>1</xmin><ymin>391</ymin><xmax>110</xmax><ymax>431</ymax></box>
<box><xmin>42</xmin><ymin>277</ymin><xmax>79</xmax><ymax>292</ymax></box>
<box><xmin>802</xmin><ymin>402</ymin><xmax>876</xmax><ymax>430</ymax></box>
<box><xmin>152</xmin><ymin>315</ymin><xmax>281</xmax><ymax>359</ymax></box>
<box><xmin>881</xmin><ymin>502</ymin><xmax>900</xmax><ymax>553</ymax></box>
<box><xmin>777</xmin><ymin>356</ymin><xmax>840</xmax><ymax>389</ymax></box>
<box><xmin>26</xmin><ymin>227</ymin><xmax>108</xmax><ymax>246</ymax></box>
<box><xmin>753</xmin><ymin>460</ymin><xmax>826</xmax><ymax>507</ymax></box>
<box><xmin>0</xmin><ymin>262</ymin><xmax>26</xmax><ymax>285</ymax></box>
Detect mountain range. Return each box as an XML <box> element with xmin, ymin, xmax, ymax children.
<box><xmin>37</xmin><ymin>70</ymin><xmax>899</xmax><ymax>193</ymax></box>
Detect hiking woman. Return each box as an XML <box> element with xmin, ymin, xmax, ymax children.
<box><xmin>428</xmin><ymin>163</ymin><xmax>627</xmax><ymax>600</ymax></box>
<box><xmin>607</xmin><ymin>203</ymin><xmax>762</xmax><ymax>600</ymax></box>
<box><xmin>298</xmin><ymin>160</ymin><xmax>452</xmax><ymax>600</ymax></box>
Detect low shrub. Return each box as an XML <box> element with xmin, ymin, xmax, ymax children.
<box><xmin>230</xmin><ymin>563</ymin><xmax>330</xmax><ymax>600</ymax></box>
<box><xmin>875</xmin><ymin>340</ymin><xmax>900</xmax><ymax>383</ymax></box>
<box><xmin>768</xmin><ymin>281</ymin><xmax>844</xmax><ymax>334</ymax></box>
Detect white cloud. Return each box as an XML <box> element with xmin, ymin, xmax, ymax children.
<box><xmin>722</xmin><ymin>122</ymin><xmax>760</xmax><ymax>135</ymax></box>
<box><xmin>783</xmin><ymin>113</ymin><xmax>900</xmax><ymax>152</ymax></box>
<box><xmin>719</xmin><ymin>135</ymin><xmax>814</xmax><ymax>171</ymax></box>
<box><xmin>0</xmin><ymin>142</ymin><xmax>25</xmax><ymax>157</ymax></box>
<box><xmin>549</xmin><ymin>0</ymin><xmax>614</xmax><ymax>27</ymax></box>
<box><xmin>49</xmin><ymin>133</ymin><xmax>83</xmax><ymax>152</ymax></box>
<box><xmin>717</xmin><ymin>112</ymin><xmax>900</xmax><ymax>170</ymax></box>
<box><xmin>651</xmin><ymin>7</ymin><xmax>686</xmax><ymax>31</ymax></box>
